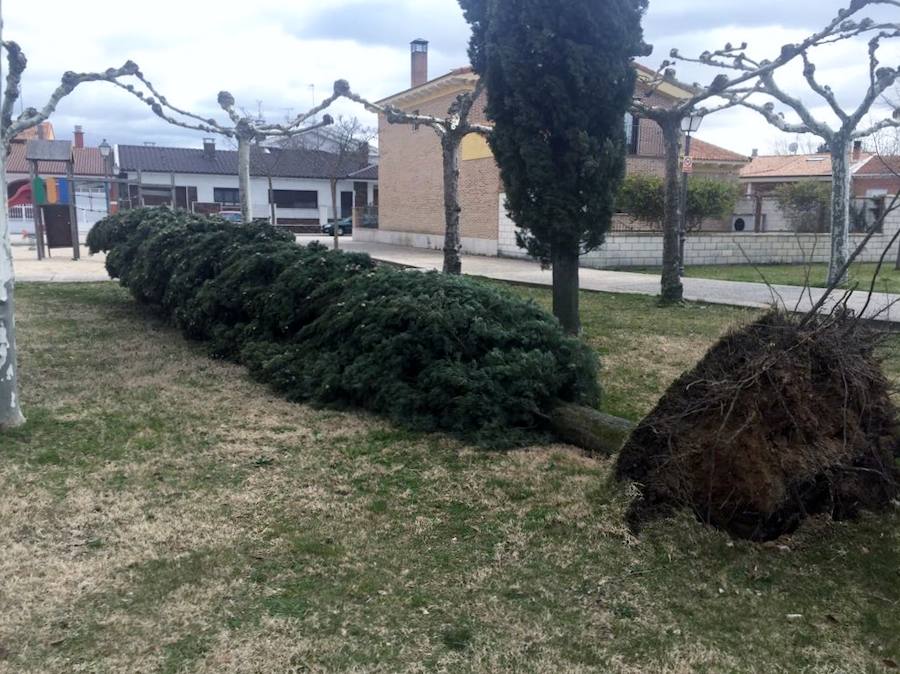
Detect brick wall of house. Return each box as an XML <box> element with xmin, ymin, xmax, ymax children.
<box><xmin>378</xmin><ymin>87</ymin><xmax>500</xmax><ymax>243</ymax></box>
<box><xmin>854</xmin><ymin>175</ymin><xmax>900</xmax><ymax>196</ymax></box>
<box><xmin>625</xmin><ymin>156</ymin><xmax>666</xmax><ymax>177</ymax></box>
<box><xmin>375</xmin><ymin>77</ymin><xmax>742</xmax><ymax>248</ymax></box>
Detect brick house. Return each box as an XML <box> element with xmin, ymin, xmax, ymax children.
<box><xmin>736</xmin><ymin>143</ymin><xmax>896</xmax><ymax>233</ymax></box>
<box><xmin>357</xmin><ymin>40</ymin><xmax>748</xmax><ymax>255</ymax></box>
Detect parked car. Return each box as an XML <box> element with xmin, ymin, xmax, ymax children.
<box><xmin>218</xmin><ymin>210</ymin><xmax>243</xmax><ymax>224</ymax></box>
<box><xmin>322</xmin><ymin>217</ymin><xmax>353</xmax><ymax>237</ymax></box>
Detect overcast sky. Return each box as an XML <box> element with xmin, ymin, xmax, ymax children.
<box><xmin>4</xmin><ymin>0</ymin><xmax>898</xmax><ymax>156</ymax></box>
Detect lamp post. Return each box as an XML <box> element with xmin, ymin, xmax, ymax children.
<box><xmin>679</xmin><ymin>113</ymin><xmax>703</xmax><ymax>276</ymax></box>
<box><xmin>98</xmin><ymin>139</ymin><xmax>112</xmax><ymax>214</ymax></box>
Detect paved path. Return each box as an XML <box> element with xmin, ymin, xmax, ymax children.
<box><xmin>12</xmin><ymin>236</ymin><xmax>900</xmax><ymax>323</ymax></box>
<box><xmin>12</xmin><ymin>244</ymin><xmax>110</xmax><ymax>283</ymax></box>
<box><xmin>331</xmin><ymin>239</ymin><xmax>900</xmax><ymax>324</ymax></box>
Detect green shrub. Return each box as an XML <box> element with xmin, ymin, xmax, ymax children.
<box><xmin>617</xmin><ymin>174</ymin><xmax>739</xmax><ymax>230</ymax></box>
<box><xmin>774</xmin><ymin>180</ymin><xmax>831</xmax><ymax>233</ymax></box>
<box><xmin>88</xmin><ymin>208</ymin><xmax>600</xmax><ymax>445</ymax></box>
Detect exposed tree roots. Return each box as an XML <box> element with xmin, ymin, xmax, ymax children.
<box><xmin>615</xmin><ymin>310</ymin><xmax>900</xmax><ymax>541</ymax></box>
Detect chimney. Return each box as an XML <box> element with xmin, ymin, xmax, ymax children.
<box><xmin>74</xmin><ymin>125</ymin><xmax>84</xmax><ymax>149</ymax></box>
<box><xmin>203</xmin><ymin>138</ymin><xmax>216</xmax><ymax>160</ymax></box>
<box><xmin>357</xmin><ymin>141</ymin><xmax>371</xmax><ymax>166</ymax></box>
<box><xmin>37</xmin><ymin>123</ymin><xmax>46</xmax><ymax>140</ymax></box>
<box><xmin>752</xmin><ymin>148</ymin><xmax>759</xmax><ymax>157</ymax></box>
<box><xmin>853</xmin><ymin>140</ymin><xmax>863</xmax><ymax>161</ymax></box>
<box><xmin>411</xmin><ymin>39</ymin><xmax>429</xmax><ymax>88</ymax></box>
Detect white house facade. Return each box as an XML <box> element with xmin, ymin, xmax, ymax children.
<box><xmin>116</xmin><ymin>139</ymin><xmax>378</xmax><ymax>231</ymax></box>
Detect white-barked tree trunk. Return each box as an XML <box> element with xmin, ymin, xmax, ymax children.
<box><xmin>0</xmin><ymin>149</ymin><xmax>25</xmax><ymax>428</ymax></box>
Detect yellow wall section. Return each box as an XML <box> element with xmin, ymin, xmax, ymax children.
<box><xmin>461</xmin><ymin>133</ymin><xmax>493</xmax><ymax>161</ymax></box>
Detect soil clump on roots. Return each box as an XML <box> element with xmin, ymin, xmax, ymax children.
<box><xmin>616</xmin><ymin>310</ymin><xmax>900</xmax><ymax>541</ymax></box>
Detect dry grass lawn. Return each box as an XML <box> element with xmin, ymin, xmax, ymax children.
<box><xmin>1</xmin><ymin>282</ymin><xmax>899</xmax><ymax>673</ymax></box>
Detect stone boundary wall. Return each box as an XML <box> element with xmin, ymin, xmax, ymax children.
<box><xmin>498</xmin><ymin>197</ymin><xmax>900</xmax><ymax>268</ymax></box>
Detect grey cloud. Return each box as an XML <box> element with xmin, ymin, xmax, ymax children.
<box><xmin>289</xmin><ymin>1</ymin><xmax>470</xmax><ymax>50</ymax></box>
<box><xmin>7</xmin><ymin>0</ymin><xmax>895</xmax><ymax>155</ymax></box>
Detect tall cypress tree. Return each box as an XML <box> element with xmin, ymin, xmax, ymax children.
<box><xmin>460</xmin><ymin>0</ymin><xmax>649</xmax><ymax>334</ymax></box>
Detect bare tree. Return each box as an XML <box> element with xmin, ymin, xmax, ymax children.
<box><xmin>637</xmin><ymin>1</ymin><xmax>900</xmax><ymax>301</ymax></box>
<box><xmin>341</xmin><ymin>81</ymin><xmax>491</xmax><ymax>274</ymax></box>
<box><xmin>321</xmin><ymin>116</ymin><xmax>375</xmax><ymax>250</ymax></box>
<box><xmin>632</xmin><ymin>68</ymin><xmax>771</xmax><ymax>303</ymax></box>
<box><xmin>109</xmin><ymin>77</ymin><xmax>345</xmax><ymax>222</ymax></box>
<box><xmin>0</xmin><ymin>27</ymin><xmax>152</xmax><ymax>428</ymax></box>
<box><xmin>677</xmin><ymin>1</ymin><xmax>900</xmax><ymax>285</ymax></box>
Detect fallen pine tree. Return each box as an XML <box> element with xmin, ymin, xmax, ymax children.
<box><xmin>88</xmin><ymin>208</ymin><xmax>607</xmax><ymax>447</ymax></box>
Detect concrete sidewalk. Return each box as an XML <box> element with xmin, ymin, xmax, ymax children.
<box><xmin>12</xmin><ymin>244</ymin><xmax>110</xmax><ymax>283</ymax></box>
<box><xmin>330</xmin><ymin>239</ymin><xmax>900</xmax><ymax>324</ymax></box>
<box><xmin>12</xmin><ymin>236</ymin><xmax>900</xmax><ymax>324</ymax></box>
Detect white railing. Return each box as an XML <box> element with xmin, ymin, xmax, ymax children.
<box><xmin>8</xmin><ymin>204</ymin><xmax>34</xmax><ymax>220</ymax></box>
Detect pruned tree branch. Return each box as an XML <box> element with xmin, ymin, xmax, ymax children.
<box><xmin>2</xmin><ymin>57</ymin><xmax>142</xmax><ymax>144</ymax></box>
<box><xmin>1</xmin><ymin>40</ymin><xmax>26</xmax><ymax>135</ymax></box>
<box><xmin>256</xmin><ymin>85</ymin><xmax>344</xmax><ymax>134</ymax></box>
<box><xmin>107</xmin><ymin>79</ymin><xmax>231</xmax><ymax>137</ymax></box>
<box><xmin>106</xmin><ymin>75</ymin><xmax>345</xmax><ymax>221</ymax></box>
<box><xmin>340</xmin><ymin>82</ymin><xmax>493</xmax><ymax>139</ymax></box>
<box><xmin>801</xmin><ymin>52</ymin><xmax>847</xmax><ymax>123</ymax></box>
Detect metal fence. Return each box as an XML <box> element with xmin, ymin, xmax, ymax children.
<box><xmin>353</xmin><ymin>205</ymin><xmax>379</xmax><ymax>228</ymax></box>
<box><xmin>611</xmin><ymin>195</ymin><xmax>889</xmax><ymax>235</ymax></box>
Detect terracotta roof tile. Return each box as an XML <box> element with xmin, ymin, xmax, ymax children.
<box><xmin>740</xmin><ymin>154</ymin><xmax>837</xmax><ymax>179</ymax></box>
<box><xmin>691</xmin><ymin>138</ymin><xmax>748</xmax><ymax>163</ymax></box>
<box><xmin>856</xmin><ymin>154</ymin><xmax>900</xmax><ymax>176</ymax></box>
<box><xmin>6</xmin><ymin>143</ymin><xmax>105</xmax><ymax>176</ymax></box>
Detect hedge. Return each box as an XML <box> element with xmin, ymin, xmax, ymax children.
<box><xmin>88</xmin><ymin>208</ymin><xmax>600</xmax><ymax>445</ymax></box>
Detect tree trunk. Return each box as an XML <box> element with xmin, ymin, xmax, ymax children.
<box><xmin>660</xmin><ymin>117</ymin><xmax>684</xmax><ymax>304</ymax></box>
<box><xmin>548</xmin><ymin>403</ymin><xmax>634</xmax><ymax>456</ymax></box>
<box><xmin>330</xmin><ymin>178</ymin><xmax>339</xmax><ymax>250</ymax></box>
<box><xmin>551</xmin><ymin>241</ymin><xmax>581</xmax><ymax>335</ymax></box>
<box><xmin>0</xmin><ymin>153</ymin><xmax>25</xmax><ymax>429</ymax></box>
<box><xmin>238</xmin><ymin>136</ymin><xmax>252</xmax><ymax>223</ymax></box>
<box><xmin>828</xmin><ymin>136</ymin><xmax>852</xmax><ymax>286</ymax></box>
<box><xmin>441</xmin><ymin>135</ymin><xmax>463</xmax><ymax>274</ymax></box>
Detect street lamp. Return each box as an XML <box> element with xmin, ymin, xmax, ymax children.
<box><xmin>681</xmin><ymin>113</ymin><xmax>703</xmax><ymax>135</ymax></box>
<box><xmin>679</xmin><ymin>113</ymin><xmax>703</xmax><ymax>276</ymax></box>
<box><xmin>98</xmin><ymin>139</ymin><xmax>112</xmax><ymax>213</ymax></box>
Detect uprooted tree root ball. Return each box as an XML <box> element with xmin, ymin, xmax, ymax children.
<box><xmin>615</xmin><ymin>310</ymin><xmax>900</xmax><ymax>542</ymax></box>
